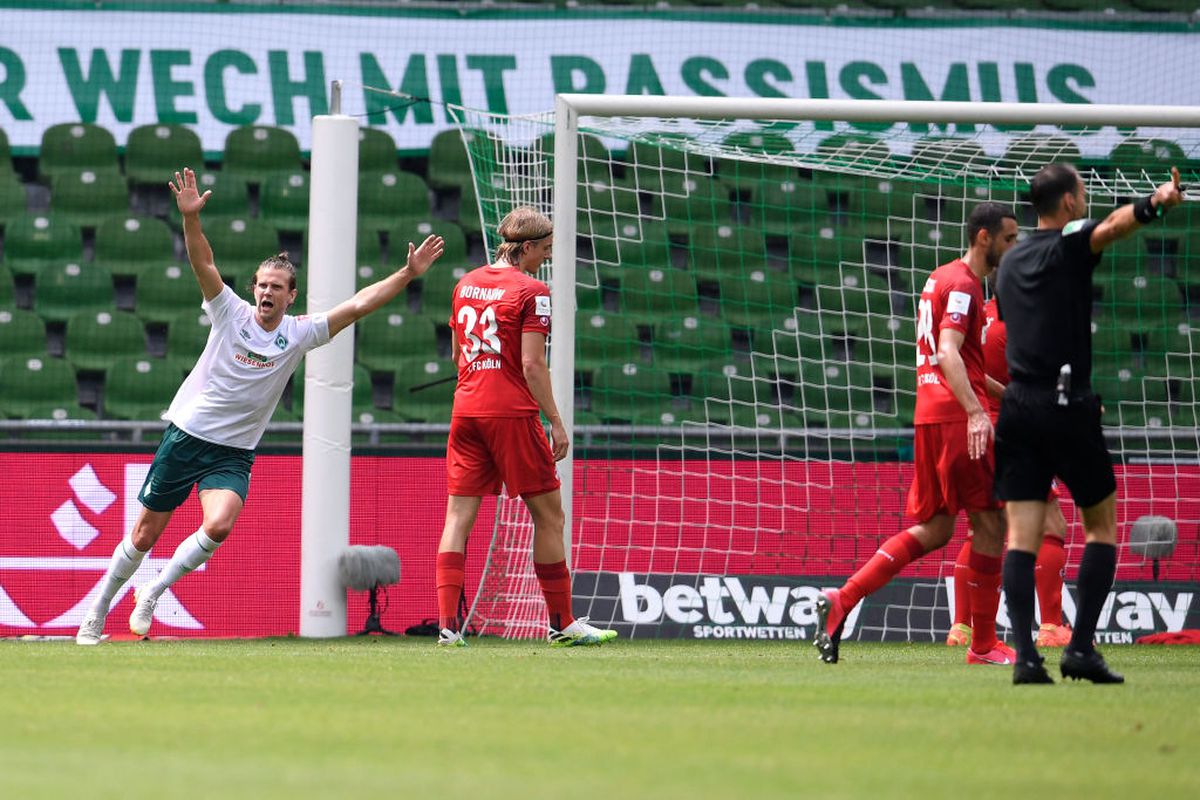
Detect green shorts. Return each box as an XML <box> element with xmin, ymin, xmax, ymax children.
<box><xmin>138</xmin><ymin>424</ymin><xmax>256</xmax><ymax>512</ymax></box>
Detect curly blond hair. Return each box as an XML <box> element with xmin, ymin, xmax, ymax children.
<box><xmin>494</xmin><ymin>207</ymin><xmax>553</xmax><ymax>265</ymax></box>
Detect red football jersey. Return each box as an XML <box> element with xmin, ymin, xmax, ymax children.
<box><xmin>449</xmin><ymin>264</ymin><xmax>551</xmax><ymax>417</ymax></box>
<box><xmin>913</xmin><ymin>258</ymin><xmax>988</xmax><ymax>424</ymax></box>
<box><xmin>981</xmin><ymin>296</ymin><xmax>1008</xmax><ymax>419</ymax></box>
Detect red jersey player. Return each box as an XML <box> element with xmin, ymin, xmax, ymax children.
<box><xmin>433</xmin><ymin>207</ymin><xmax>616</xmax><ymax>648</ymax></box>
<box><xmin>815</xmin><ymin>202</ymin><xmax>1019</xmax><ymax>666</ymax></box>
<box><xmin>947</xmin><ymin>296</ymin><xmax>1074</xmax><ymax>649</ymax></box>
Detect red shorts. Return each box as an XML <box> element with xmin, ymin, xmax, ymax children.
<box><xmin>446</xmin><ymin>415</ymin><xmax>560</xmax><ymax>498</ymax></box>
<box><xmin>906</xmin><ymin>420</ymin><xmax>1001</xmax><ymax>521</ymax></box>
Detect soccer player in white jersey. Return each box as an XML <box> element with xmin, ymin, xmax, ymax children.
<box><xmin>75</xmin><ymin>168</ymin><xmax>444</xmax><ymax>645</ymax></box>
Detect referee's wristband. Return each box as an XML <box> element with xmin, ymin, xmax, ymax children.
<box><xmin>1133</xmin><ymin>194</ymin><xmax>1162</xmax><ymax>224</ymax></box>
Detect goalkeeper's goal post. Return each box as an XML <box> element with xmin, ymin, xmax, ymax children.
<box><xmin>456</xmin><ymin>95</ymin><xmax>1200</xmax><ymax>642</ymax></box>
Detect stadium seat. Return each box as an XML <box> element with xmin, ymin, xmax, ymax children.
<box><xmin>0</xmin><ymin>308</ymin><xmax>47</xmax><ymax>358</ymax></box>
<box><xmin>751</xmin><ymin>178</ymin><xmax>832</xmax><ymax>236</ymax></box>
<box><xmin>64</xmin><ymin>310</ymin><xmax>148</xmax><ymax>372</ymax></box>
<box><xmin>815</xmin><ymin>134</ymin><xmax>892</xmax><ymax>171</ymax></box>
<box><xmin>0</xmin><ymin>355</ymin><xmax>78</xmax><ymax>418</ymax></box>
<box><xmin>904</xmin><ymin>220</ymin><xmax>966</xmax><ymax>269</ymax></box>
<box><xmin>38</xmin><ymin>123</ymin><xmax>118</xmax><ymax>181</ymax></box>
<box><xmin>204</xmin><ymin>218</ymin><xmax>282</xmax><ymax>280</ymax></box>
<box><xmin>93</xmin><ymin>215</ymin><xmax>176</xmax><ymax>279</ymax></box>
<box><xmin>910</xmin><ymin>137</ymin><xmax>991</xmax><ymax>176</ymax></box>
<box><xmin>0</xmin><ymin>125</ymin><xmax>11</xmax><ymax>174</ymax></box>
<box><xmin>1128</xmin><ymin>0</ymin><xmax>1198</xmax><ymax>13</ymax></box>
<box><xmin>427</xmin><ymin>128</ymin><xmax>487</xmax><ymax>192</ymax></box>
<box><xmin>1109</xmin><ymin>137</ymin><xmax>1189</xmax><ymax>175</ymax></box>
<box><xmin>124</xmin><ymin>124</ymin><xmax>204</xmax><ymax>185</ymax></box>
<box><xmin>715</xmin><ymin>129</ymin><xmax>798</xmax><ymax>194</ymax></box>
<box><xmin>788</xmin><ymin>224</ymin><xmax>860</xmax><ymax>288</ymax></box>
<box><xmin>534</xmin><ymin>132</ymin><xmax>611</xmax><ymax>178</ymax></box>
<box><xmin>625</xmin><ymin>133</ymin><xmax>707</xmax><ymax>196</ymax></box>
<box><xmin>657</xmin><ymin>174</ymin><xmax>734</xmax><ymax>235</ymax></box>
<box><xmin>1093</xmin><ymin>357</ymin><xmax>1170</xmax><ymax>405</ymax></box>
<box><xmin>222</xmin><ymin>125</ymin><xmax>303</xmax><ymax>185</ymax></box>
<box><xmin>815</xmin><ymin>265</ymin><xmax>894</xmax><ymax>321</ymax></box>
<box><xmin>579</xmin><ymin>177</ymin><xmax>641</xmax><ymax>221</ymax></box>
<box><xmin>1002</xmin><ymin>135</ymin><xmax>1081</xmax><ymax>175</ymax></box>
<box><xmin>718</xmin><ymin>268</ymin><xmax>798</xmax><ymax>328</ymax></box>
<box><xmin>356</xmin><ymin>310</ymin><xmax>440</xmax><ymax>373</ymax></box>
<box><xmin>1101</xmin><ymin>274</ymin><xmax>1185</xmax><ymax>327</ymax></box>
<box><xmin>654</xmin><ymin>315</ymin><xmax>734</xmax><ymax>373</ymax></box>
<box><xmin>391</xmin><ymin>355</ymin><xmax>455</xmax><ymax>423</ymax></box>
<box><xmin>415</xmin><ymin>262</ymin><xmax>469</xmax><ymax>319</ymax></box>
<box><xmin>2</xmin><ymin>213</ymin><xmax>83</xmax><ymax>278</ymax></box>
<box><xmin>457</xmin><ymin>181</ymin><xmax>483</xmax><ymax>239</ymax></box>
<box><xmin>49</xmin><ymin>168</ymin><xmax>130</xmax><ymax>229</ymax></box>
<box><xmin>359</xmin><ymin>171</ymin><xmax>432</xmax><ymax>233</ymax></box>
<box><xmin>135</xmin><ymin>264</ymin><xmax>200</xmax><ymax>324</ymax></box>
<box><xmin>165</xmin><ymin>310</ymin><xmax>213</xmax><ymax>371</ymax></box>
<box><xmin>387</xmin><ymin>218</ymin><xmax>467</xmax><ymax>269</ymax></box>
<box><xmin>589</xmin><ymin>362</ymin><xmax>672</xmax><ymax>423</ymax></box>
<box><xmin>577</xmin><ymin>311</ymin><xmax>642</xmax><ymax>373</ymax></box>
<box><xmin>0</xmin><ymin>171</ymin><xmax>25</xmax><ymax>230</ymax></box>
<box><xmin>33</xmin><ymin>262</ymin><xmax>114</xmax><ymax>324</ymax></box>
<box><xmin>22</xmin><ymin>402</ymin><xmax>99</xmax><ymax>429</ymax></box>
<box><xmin>585</xmin><ymin>218</ymin><xmax>672</xmax><ymax>274</ymax></box>
<box><xmin>1091</xmin><ymin>319</ymin><xmax>1138</xmax><ymax>361</ymax></box>
<box><xmin>103</xmin><ymin>356</ymin><xmax>181</xmax><ymax>420</ymax></box>
<box><xmin>620</xmin><ymin>266</ymin><xmax>699</xmax><ymax>320</ymax></box>
<box><xmin>167</xmin><ymin>171</ymin><xmax>251</xmax><ymax>229</ymax></box>
<box><xmin>358</xmin><ymin>127</ymin><xmax>399</xmax><ymax>178</ymax></box>
<box><xmin>0</xmin><ymin>264</ymin><xmax>14</xmax><ymax>308</ymax></box>
<box><xmin>260</xmin><ymin>172</ymin><xmax>310</xmax><ymax>234</ymax></box>
<box><xmin>689</xmin><ymin>223</ymin><xmax>769</xmax><ymax>279</ymax></box>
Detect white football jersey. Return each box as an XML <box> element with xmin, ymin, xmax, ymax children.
<box><xmin>165</xmin><ymin>285</ymin><xmax>330</xmax><ymax>449</ymax></box>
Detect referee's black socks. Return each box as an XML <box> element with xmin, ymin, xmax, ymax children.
<box><xmin>1003</xmin><ymin>549</ymin><xmax>1039</xmax><ymax>663</ymax></box>
<box><xmin>1070</xmin><ymin>542</ymin><xmax>1117</xmax><ymax>655</ymax></box>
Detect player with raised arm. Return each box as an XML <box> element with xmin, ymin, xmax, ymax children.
<box><xmin>75</xmin><ymin>168</ymin><xmax>444</xmax><ymax>645</ymax></box>
<box><xmin>814</xmin><ymin>202</ymin><xmax>1019</xmax><ymax>666</ymax></box>
<box><xmin>433</xmin><ymin>207</ymin><xmax>616</xmax><ymax>648</ymax></box>
<box><xmin>947</xmin><ymin>295</ymin><xmax>1074</xmax><ymax>649</ymax></box>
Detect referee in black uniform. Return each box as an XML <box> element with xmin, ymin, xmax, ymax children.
<box><xmin>995</xmin><ymin>163</ymin><xmax>1184</xmax><ymax>685</ymax></box>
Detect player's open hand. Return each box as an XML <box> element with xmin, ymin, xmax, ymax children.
<box><xmin>404</xmin><ymin>235</ymin><xmax>445</xmax><ymax>278</ymax></box>
<box><xmin>1154</xmin><ymin>167</ymin><xmax>1185</xmax><ymax>212</ymax></box>
<box><xmin>169</xmin><ymin>168</ymin><xmax>211</xmax><ymax>217</ymax></box>
<box><xmin>549</xmin><ymin>419</ymin><xmax>569</xmax><ymax>461</ymax></box>
<box><xmin>967</xmin><ymin>409</ymin><xmax>993</xmax><ymax>461</ymax></box>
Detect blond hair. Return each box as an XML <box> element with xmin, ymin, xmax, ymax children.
<box><xmin>494</xmin><ymin>207</ymin><xmax>553</xmax><ymax>265</ymax></box>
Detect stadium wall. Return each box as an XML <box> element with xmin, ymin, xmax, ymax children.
<box><xmin>1</xmin><ymin>452</ymin><xmax>1196</xmax><ymax>640</ymax></box>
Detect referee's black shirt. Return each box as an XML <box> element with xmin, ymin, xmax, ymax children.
<box><xmin>995</xmin><ymin>219</ymin><xmax>1103</xmax><ymax>393</ymax></box>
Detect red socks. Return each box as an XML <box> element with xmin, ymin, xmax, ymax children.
<box><xmin>534</xmin><ymin>560</ymin><xmax>574</xmax><ymax>631</ymax></box>
<box><xmin>436</xmin><ymin>551</ymin><xmax>466</xmax><ymax>631</ymax></box>
<box><xmin>1036</xmin><ymin>535</ymin><xmax>1067</xmax><ymax>627</ymax></box>
<box><xmin>967</xmin><ymin>550</ymin><xmax>1003</xmax><ymax>654</ymax></box>
<box><xmin>952</xmin><ymin>538</ymin><xmax>973</xmax><ymax>626</ymax></box>
<box><xmin>842</xmin><ymin>531</ymin><xmax>926</xmax><ymax>611</ymax></box>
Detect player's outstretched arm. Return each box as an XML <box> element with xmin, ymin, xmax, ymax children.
<box><xmin>1090</xmin><ymin>166</ymin><xmax>1184</xmax><ymax>254</ymax></box>
<box><xmin>521</xmin><ymin>331</ymin><xmax>569</xmax><ymax>461</ymax></box>
<box><xmin>170</xmin><ymin>168</ymin><xmax>223</xmax><ymax>302</ymax></box>
<box><xmin>936</xmin><ymin>328</ymin><xmax>992</xmax><ymax>460</ymax></box>
<box><xmin>326</xmin><ymin>235</ymin><xmax>444</xmax><ymax>338</ymax></box>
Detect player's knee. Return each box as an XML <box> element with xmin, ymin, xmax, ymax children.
<box><xmin>203</xmin><ymin>519</ymin><xmax>235</xmax><ymax>542</ymax></box>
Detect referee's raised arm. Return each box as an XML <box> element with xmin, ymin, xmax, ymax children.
<box><xmin>1089</xmin><ymin>166</ymin><xmax>1185</xmax><ymax>254</ymax></box>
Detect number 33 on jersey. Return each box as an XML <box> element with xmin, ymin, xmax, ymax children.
<box><xmin>449</xmin><ymin>264</ymin><xmax>553</xmax><ymax>417</ymax></box>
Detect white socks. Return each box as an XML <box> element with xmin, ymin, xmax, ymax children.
<box><xmin>93</xmin><ymin>535</ymin><xmax>148</xmax><ymax>613</ymax></box>
<box><xmin>146</xmin><ymin>528</ymin><xmax>222</xmax><ymax>601</ymax></box>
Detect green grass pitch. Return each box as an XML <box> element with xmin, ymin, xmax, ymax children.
<box><xmin>1</xmin><ymin>638</ymin><xmax>1196</xmax><ymax>799</ymax></box>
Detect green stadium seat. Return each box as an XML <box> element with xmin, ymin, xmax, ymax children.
<box><xmin>103</xmin><ymin>356</ymin><xmax>181</xmax><ymax>420</ymax></box>
<box><xmin>910</xmin><ymin>137</ymin><xmax>991</xmax><ymax>177</ymax></box>
<box><xmin>165</xmin><ymin>310</ymin><xmax>213</xmax><ymax>372</ymax></box>
<box><xmin>579</xmin><ymin>177</ymin><xmax>641</xmax><ymax>221</ymax></box>
<box><xmin>904</xmin><ymin>220</ymin><xmax>966</xmax><ymax>269</ymax></box>
<box><xmin>1093</xmin><ymin>357</ymin><xmax>1170</xmax><ymax>405</ymax></box>
<box><xmin>0</xmin><ymin>264</ymin><xmax>14</xmax><ymax>308</ymax></box>
<box><xmin>585</xmin><ymin>218</ymin><xmax>672</xmax><ymax>274</ymax></box>
<box><xmin>38</xmin><ymin>123</ymin><xmax>118</xmax><ymax>181</ymax></box>
<box><xmin>0</xmin><ymin>308</ymin><xmax>47</xmax><ymax>358</ymax></box>
<box><xmin>751</xmin><ymin>178</ymin><xmax>832</xmax><ymax>236</ymax></box>
<box><xmin>359</xmin><ymin>171</ymin><xmax>431</xmax><ymax>234</ymax></box>
<box><xmin>815</xmin><ymin>134</ymin><xmax>892</xmax><ymax>171</ymax></box>
<box><xmin>0</xmin><ymin>171</ymin><xmax>25</xmax><ymax>230</ymax></box>
<box><xmin>222</xmin><ymin>125</ymin><xmax>303</xmax><ymax>185</ymax></box>
<box><xmin>692</xmin><ymin>367</ymin><xmax>779</xmax><ymax>408</ymax></box>
<box><xmin>168</xmin><ymin>171</ymin><xmax>251</xmax><ymax>229</ymax></box>
<box><xmin>427</xmin><ymin>128</ymin><xmax>487</xmax><ymax>193</ymax></box>
<box><xmin>534</xmin><ymin>132</ymin><xmax>611</xmax><ymax>178</ymax></box>
<box><xmin>658</xmin><ymin>174</ymin><xmax>734</xmax><ymax>235</ymax></box>
<box><xmin>577</xmin><ymin>311</ymin><xmax>642</xmax><ymax>373</ymax></box>
<box><xmin>0</xmin><ymin>355</ymin><xmax>78</xmax><ymax>418</ymax></box>
<box><xmin>204</xmin><ymin>218</ymin><xmax>282</xmax><ymax>280</ymax></box>
<box><xmin>625</xmin><ymin>133</ymin><xmax>707</xmax><ymax>196</ymax></box>
<box><xmin>415</xmin><ymin>262</ymin><xmax>469</xmax><ymax>320</ymax></box>
<box><xmin>718</xmin><ymin>268</ymin><xmax>798</xmax><ymax>328</ymax></box>
<box><xmin>64</xmin><ymin>310</ymin><xmax>147</xmax><ymax>373</ymax></box>
<box><xmin>589</xmin><ymin>362</ymin><xmax>672</xmax><ymax>423</ymax></box>
<box><xmin>1101</xmin><ymin>274</ymin><xmax>1185</xmax><ymax>327</ymax></box>
<box><xmin>260</xmin><ymin>172</ymin><xmax>310</xmax><ymax>234</ymax></box>
<box><xmin>22</xmin><ymin>402</ymin><xmax>99</xmax><ymax>429</ymax></box>
<box><xmin>0</xmin><ymin>125</ymin><xmax>10</xmax><ymax>174</ymax></box>
<box><xmin>689</xmin><ymin>223</ymin><xmax>769</xmax><ymax>279</ymax></box>
<box><xmin>391</xmin><ymin>355</ymin><xmax>455</xmax><ymax>423</ymax></box>
<box><xmin>356</xmin><ymin>310</ymin><xmax>439</xmax><ymax>373</ymax></box>
<box><xmin>715</xmin><ymin>130</ymin><xmax>797</xmax><ymax>194</ymax></box>
<box><xmin>135</xmin><ymin>264</ymin><xmax>200</xmax><ymax>324</ymax></box>
<box><xmin>1002</xmin><ymin>135</ymin><xmax>1081</xmax><ymax>175</ymax></box>
<box><xmin>358</xmin><ymin>127</ymin><xmax>398</xmax><ymax>178</ymax></box>
<box><xmin>33</xmin><ymin>262</ymin><xmax>114</xmax><ymax>324</ymax></box>
<box><xmin>655</xmin><ymin>315</ymin><xmax>734</xmax><ymax>373</ymax></box>
<box><xmin>49</xmin><ymin>168</ymin><xmax>130</xmax><ymax>229</ymax></box>
<box><xmin>1109</xmin><ymin>137</ymin><xmax>1188</xmax><ymax>176</ymax></box>
<box><xmin>388</xmin><ymin>218</ymin><xmax>467</xmax><ymax>270</ymax></box>
<box><xmin>815</xmin><ymin>265</ymin><xmax>894</xmax><ymax>322</ymax></box>
<box><xmin>789</xmin><ymin>224</ymin><xmax>860</xmax><ymax>287</ymax></box>
<box><xmin>2</xmin><ymin>213</ymin><xmax>83</xmax><ymax>278</ymax></box>
<box><xmin>124</xmin><ymin>124</ymin><xmax>204</xmax><ymax>185</ymax></box>
<box><xmin>620</xmin><ymin>266</ymin><xmax>699</xmax><ymax>320</ymax></box>
<box><xmin>1128</xmin><ymin>0</ymin><xmax>1198</xmax><ymax>13</ymax></box>
<box><xmin>1091</xmin><ymin>319</ymin><xmax>1138</xmax><ymax>360</ymax></box>
<box><xmin>457</xmin><ymin>181</ymin><xmax>483</xmax><ymax>239</ymax></box>
<box><xmin>93</xmin><ymin>215</ymin><xmax>176</xmax><ymax>279</ymax></box>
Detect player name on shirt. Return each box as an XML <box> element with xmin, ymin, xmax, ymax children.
<box><xmin>459</xmin><ymin>285</ymin><xmax>507</xmax><ymax>302</ymax></box>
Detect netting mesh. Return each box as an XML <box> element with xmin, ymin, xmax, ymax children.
<box><xmin>453</xmin><ymin>106</ymin><xmax>1200</xmax><ymax>640</ymax></box>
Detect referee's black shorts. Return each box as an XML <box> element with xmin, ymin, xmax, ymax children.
<box><xmin>994</xmin><ymin>383</ymin><xmax>1116</xmax><ymax>509</ymax></box>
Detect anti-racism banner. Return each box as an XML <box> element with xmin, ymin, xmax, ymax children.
<box><xmin>0</xmin><ymin>5</ymin><xmax>1196</xmax><ymax>155</ymax></box>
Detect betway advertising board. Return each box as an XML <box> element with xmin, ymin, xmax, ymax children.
<box><xmin>0</xmin><ymin>6</ymin><xmax>1196</xmax><ymax>153</ymax></box>
<box><xmin>0</xmin><ymin>452</ymin><xmax>1196</xmax><ymax>640</ymax></box>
